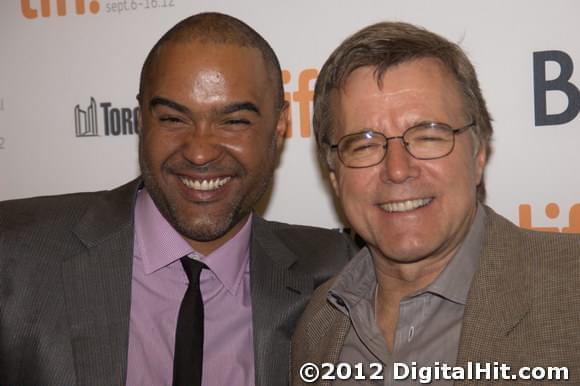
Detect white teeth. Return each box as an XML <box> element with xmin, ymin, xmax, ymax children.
<box><xmin>180</xmin><ymin>176</ymin><xmax>231</xmax><ymax>191</ymax></box>
<box><xmin>380</xmin><ymin>198</ymin><xmax>432</xmax><ymax>213</ymax></box>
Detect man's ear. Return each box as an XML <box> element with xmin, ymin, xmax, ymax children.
<box><xmin>136</xmin><ymin>94</ymin><xmax>144</xmax><ymax>137</ymax></box>
<box><xmin>329</xmin><ymin>169</ymin><xmax>340</xmax><ymax>197</ymax></box>
<box><xmin>136</xmin><ymin>107</ymin><xmax>143</xmax><ymax>137</ymax></box>
<box><xmin>274</xmin><ymin>101</ymin><xmax>290</xmax><ymax>149</ymax></box>
<box><xmin>474</xmin><ymin>144</ymin><xmax>487</xmax><ymax>186</ymax></box>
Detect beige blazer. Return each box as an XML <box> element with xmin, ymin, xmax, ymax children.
<box><xmin>291</xmin><ymin>206</ymin><xmax>580</xmax><ymax>385</ymax></box>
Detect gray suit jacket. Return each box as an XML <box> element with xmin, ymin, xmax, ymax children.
<box><xmin>0</xmin><ymin>179</ymin><xmax>355</xmax><ymax>386</ymax></box>
<box><xmin>291</xmin><ymin>206</ymin><xmax>580</xmax><ymax>384</ymax></box>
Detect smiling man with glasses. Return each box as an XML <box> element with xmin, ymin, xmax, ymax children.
<box><xmin>291</xmin><ymin>21</ymin><xmax>580</xmax><ymax>384</ymax></box>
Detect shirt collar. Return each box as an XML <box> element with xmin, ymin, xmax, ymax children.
<box><xmin>134</xmin><ymin>189</ymin><xmax>193</xmax><ymax>274</ymax></box>
<box><xmin>196</xmin><ymin>212</ymin><xmax>252</xmax><ymax>296</ymax></box>
<box><xmin>425</xmin><ymin>204</ymin><xmax>485</xmax><ymax>305</ymax></box>
<box><xmin>134</xmin><ymin>188</ymin><xmax>252</xmax><ymax>295</ymax></box>
<box><xmin>328</xmin><ymin>247</ymin><xmax>376</xmax><ymax>315</ymax></box>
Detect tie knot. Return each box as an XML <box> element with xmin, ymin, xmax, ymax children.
<box><xmin>180</xmin><ymin>257</ymin><xmax>206</xmax><ymax>282</ymax></box>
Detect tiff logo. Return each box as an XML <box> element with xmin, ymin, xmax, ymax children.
<box><xmin>21</xmin><ymin>0</ymin><xmax>100</xmax><ymax>19</ymax></box>
<box><xmin>519</xmin><ymin>203</ymin><xmax>580</xmax><ymax>234</ymax></box>
<box><xmin>74</xmin><ymin>97</ymin><xmax>99</xmax><ymax>137</ymax></box>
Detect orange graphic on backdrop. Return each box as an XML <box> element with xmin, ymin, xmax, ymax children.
<box><xmin>283</xmin><ymin>68</ymin><xmax>318</xmax><ymax>138</ymax></box>
<box><xmin>21</xmin><ymin>0</ymin><xmax>100</xmax><ymax>18</ymax></box>
<box><xmin>519</xmin><ymin>203</ymin><xmax>580</xmax><ymax>233</ymax></box>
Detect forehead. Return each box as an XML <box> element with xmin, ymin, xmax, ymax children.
<box><xmin>144</xmin><ymin>40</ymin><xmax>272</xmax><ymax>102</ymax></box>
<box><xmin>331</xmin><ymin>58</ymin><xmax>466</xmax><ymax>130</ymax></box>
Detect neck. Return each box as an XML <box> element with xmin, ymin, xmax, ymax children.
<box><xmin>371</xmin><ymin>245</ymin><xmax>458</xmax><ymax>352</ymax></box>
<box><xmin>372</xmin><ymin>249</ymin><xmax>453</xmax><ymax>299</ymax></box>
<box><xmin>185</xmin><ymin>213</ymin><xmax>251</xmax><ymax>256</ymax></box>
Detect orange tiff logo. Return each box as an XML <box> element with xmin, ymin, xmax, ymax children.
<box><xmin>21</xmin><ymin>0</ymin><xmax>100</xmax><ymax>18</ymax></box>
<box><xmin>519</xmin><ymin>203</ymin><xmax>580</xmax><ymax>233</ymax></box>
<box><xmin>282</xmin><ymin>68</ymin><xmax>317</xmax><ymax>138</ymax></box>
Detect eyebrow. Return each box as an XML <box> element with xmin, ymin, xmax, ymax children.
<box><xmin>148</xmin><ymin>98</ymin><xmax>261</xmax><ymax>117</ymax></box>
<box><xmin>149</xmin><ymin>97</ymin><xmax>190</xmax><ymax>115</ymax></box>
<box><xmin>220</xmin><ymin>102</ymin><xmax>261</xmax><ymax>116</ymax></box>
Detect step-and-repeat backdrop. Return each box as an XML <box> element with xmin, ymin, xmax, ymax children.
<box><xmin>2</xmin><ymin>0</ymin><xmax>579</xmax><ymax>233</ymax></box>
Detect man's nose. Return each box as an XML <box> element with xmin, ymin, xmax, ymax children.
<box><xmin>181</xmin><ymin>124</ymin><xmax>224</xmax><ymax>166</ymax></box>
<box><xmin>379</xmin><ymin>138</ymin><xmax>419</xmax><ymax>184</ymax></box>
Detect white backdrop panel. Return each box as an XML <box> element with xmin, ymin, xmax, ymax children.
<box><xmin>1</xmin><ymin>0</ymin><xmax>579</xmax><ymax>234</ymax></box>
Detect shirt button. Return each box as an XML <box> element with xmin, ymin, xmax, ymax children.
<box><xmin>408</xmin><ymin>326</ymin><xmax>415</xmax><ymax>342</ymax></box>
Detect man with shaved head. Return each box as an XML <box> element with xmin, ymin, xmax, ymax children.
<box><xmin>0</xmin><ymin>13</ymin><xmax>354</xmax><ymax>386</ymax></box>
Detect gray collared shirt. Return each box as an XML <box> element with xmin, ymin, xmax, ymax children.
<box><xmin>328</xmin><ymin>206</ymin><xmax>486</xmax><ymax>385</ymax></box>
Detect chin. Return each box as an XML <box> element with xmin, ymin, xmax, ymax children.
<box><xmin>176</xmin><ymin>216</ymin><xmax>233</xmax><ymax>242</ymax></box>
<box><xmin>375</xmin><ymin>239</ymin><xmax>435</xmax><ymax>263</ymax></box>
<box><xmin>176</xmin><ymin>203</ymin><xmax>248</xmax><ymax>241</ymax></box>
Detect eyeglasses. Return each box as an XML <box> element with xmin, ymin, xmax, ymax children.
<box><xmin>329</xmin><ymin>121</ymin><xmax>475</xmax><ymax>168</ymax></box>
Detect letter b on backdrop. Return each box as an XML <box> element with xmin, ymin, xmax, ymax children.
<box><xmin>534</xmin><ymin>50</ymin><xmax>580</xmax><ymax>126</ymax></box>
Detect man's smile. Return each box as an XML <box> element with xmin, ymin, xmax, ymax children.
<box><xmin>179</xmin><ymin>176</ymin><xmax>232</xmax><ymax>191</ymax></box>
<box><xmin>379</xmin><ymin>197</ymin><xmax>433</xmax><ymax>213</ymax></box>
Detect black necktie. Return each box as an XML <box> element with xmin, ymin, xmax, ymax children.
<box><xmin>173</xmin><ymin>257</ymin><xmax>205</xmax><ymax>386</ymax></box>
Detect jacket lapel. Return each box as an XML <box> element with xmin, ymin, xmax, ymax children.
<box><xmin>457</xmin><ymin>207</ymin><xmax>532</xmax><ymax>365</ymax></box>
<box><xmin>250</xmin><ymin>216</ymin><xmax>315</xmax><ymax>386</ymax></box>
<box><xmin>62</xmin><ymin>180</ymin><xmax>139</xmax><ymax>385</ymax></box>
